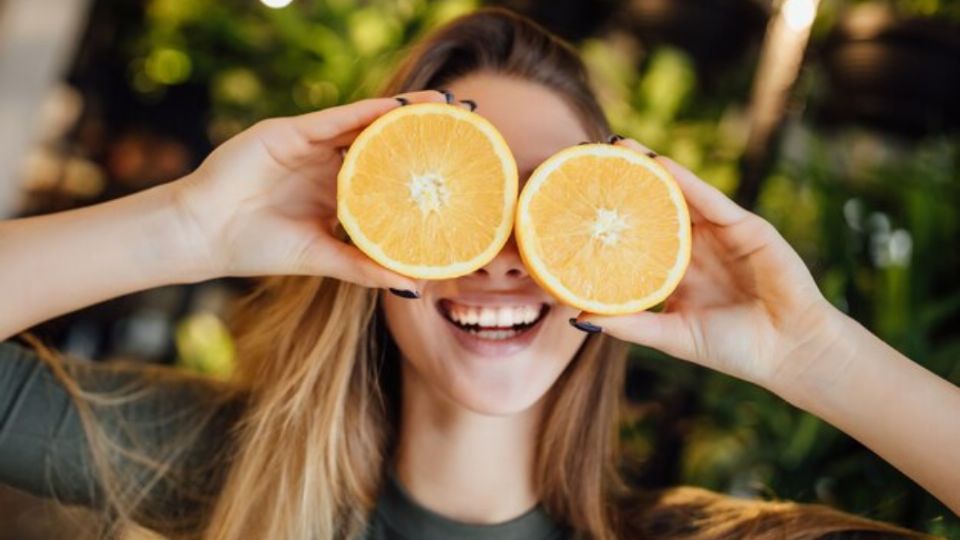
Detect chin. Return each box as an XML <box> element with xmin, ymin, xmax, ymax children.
<box><xmin>383</xmin><ymin>288</ymin><xmax>587</xmax><ymax>417</ymax></box>
<box><xmin>443</xmin><ymin>361</ymin><xmax>558</xmax><ymax>416</ymax></box>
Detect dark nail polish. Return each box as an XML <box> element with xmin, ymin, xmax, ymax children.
<box><xmin>461</xmin><ymin>99</ymin><xmax>477</xmax><ymax>112</ymax></box>
<box><xmin>645</xmin><ymin>150</ymin><xmax>658</xmax><ymax>158</ymax></box>
<box><xmin>577</xmin><ymin>141</ymin><xmax>591</xmax><ymax>146</ymax></box>
<box><xmin>438</xmin><ymin>89</ymin><xmax>454</xmax><ymax>104</ymax></box>
<box><xmin>389</xmin><ymin>288</ymin><xmax>420</xmax><ymax>299</ymax></box>
<box><xmin>394</xmin><ymin>96</ymin><xmax>410</xmax><ymax>106</ymax></box>
<box><xmin>607</xmin><ymin>134</ymin><xmax>624</xmax><ymax>144</ymax></box>
<box><xmin>569</xmin><ymin>318</ymin><xmax>602</xmax><ymax>333</ymax></box>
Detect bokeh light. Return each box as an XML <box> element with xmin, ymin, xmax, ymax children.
<box><xmin>260</xmin><ymin>0</ymin><xmax>294</xmax><ymax>8</ymax></box>
<box><xmin>782</xmin><ymin>0</ymin><xmax>818</xmax><ymax>31</ymax></box>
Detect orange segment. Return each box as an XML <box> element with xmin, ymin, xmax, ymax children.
<box><xmin>338</xmin><ymin>103</ymin><xmax>518</xmax><ymax>279</ymax></box>
<box><xmin>515</xmin><ymin>144</ymin><xmax>691</xmax><ymax>314</ymax></box>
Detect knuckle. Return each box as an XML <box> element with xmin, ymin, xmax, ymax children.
<box><xmin>753</xmin><ymin>216</ymin><xmax>781</xmax><ymax>241</ymax></box>
<box><xmin>252</xmin><ymin>117</ymin><xmax>279</xmax><ymax>133</ymax></box>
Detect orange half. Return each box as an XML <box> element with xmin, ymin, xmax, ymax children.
<box><xmin>515</xmin><ymin>144</ymin><xmax>691</xmax><ymax>314</ymax></box>
<box><xmin>338</xmin><ymin>103</ymin><xmax>518</xmax><ymax>279</ymax></box>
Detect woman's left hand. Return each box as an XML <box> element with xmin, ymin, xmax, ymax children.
<box><xmin>572</xmin><ymin>137</ymin><xmax>838</xmax><ymax>392</ymax></box>
<box><xmin>572</xmin><ymin>138</ymin><xmax>960</xmax><ymax>515</ymax></box>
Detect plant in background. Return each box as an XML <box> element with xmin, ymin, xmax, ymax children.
<box><xmin>130</xmin><ymin>0</ymin><xmax>477</xmax><ymax>141</ymax></box>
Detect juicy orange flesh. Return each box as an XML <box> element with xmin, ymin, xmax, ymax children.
<box><xmin>346</xmin><ymin>113</ymin><xmax>507</xmax><ymax>266</ymax></box>
<box><xmin>527</xmin><ymin>155</ymin><xmax>681</xmax><ymax>304</ymax></box>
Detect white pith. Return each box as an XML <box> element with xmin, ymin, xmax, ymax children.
<box><xmin>591</xmin><ymin>208</ymin><xmax>630</xmax><ymax>246</ymax></box>
<box><xmin>409</xmin><ymin>172</ymin><xmax>450</xmax><ymax>214</ymax></box>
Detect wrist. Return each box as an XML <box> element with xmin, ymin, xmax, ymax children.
<box><xmin>767</xmin><ymin>300</ymin><xmax>856</xmax><ymax>410</ymax></box>
<box><xmin>150</xmin><ymin>179</ymin><xmax>220</xmax><ymax>284</ymax></box>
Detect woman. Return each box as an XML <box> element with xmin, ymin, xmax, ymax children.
<box><xmin>0</xmin><ymin>7</ymin><xmax>956</xmax><ymax>540</ymax></box>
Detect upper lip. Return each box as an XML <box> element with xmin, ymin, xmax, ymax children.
<box><xmin>436</xmin><ymin>293</ymin><xmax>551</xmax><ymax>307</ymax></box>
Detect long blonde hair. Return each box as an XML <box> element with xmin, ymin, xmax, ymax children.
<box><xmin>25</xmin><ymin>7</ymin><xmax>930</xmax><ymax>540</ymax></box>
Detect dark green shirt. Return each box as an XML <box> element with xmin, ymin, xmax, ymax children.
<box><xmin>0</xmin><ymin>340</ymin><xmax>569</xmax><ymax>539</ymax></box>
<box><xmin>371</xmin><ymin>467</ymin><xmax>568</xmax><ymax>539</ymax></box>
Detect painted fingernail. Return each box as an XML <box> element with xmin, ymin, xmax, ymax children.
<box><xmin>645</xmin><ymin>150</ymin><xmax>658</xmax><ymax>158</ymax></box>
<box><xmin>461</xmin><ymin>99</ymin><xmax>477</xmax><ymax>112</ymax></box>
<box><xmin>569</xmin><ymin>318</ymin><xmax>602</xmax><ymax>333</ymax></box>
<box><xmin>607</xmin><ymin>134</ymin><xmax>624</xmax><ymax>144</ymax></box>
<box><xmin>577</xmin><ymin>141</ymin><xmax>591</xmax><ymax>146</ymax></box>
<box><xmin>438</xmin><ymin>89</ymin><xmax>455</xmax><ymax>104</ymax></box>
<box><xmin>394</xmin><ymin>96</ymin><xmax>410</xmax><ymax>106</ymax></box>
<box><xmin>389</xmin><ymin>288</ymin><xmax>420</xmax><ymax>299</ymax></box>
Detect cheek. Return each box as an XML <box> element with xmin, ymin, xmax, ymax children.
<box><xmin>381</xmin><ymin>294</ymin><xmax>434</xmax><ymax>359</ymax></box>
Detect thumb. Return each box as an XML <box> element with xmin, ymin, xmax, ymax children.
<box><xmin>310</xmin><ymin>238</ymin><xmax>421</xmax><ymax>294</ymax></box>
<box><xmin>571</xmin><ymin>310</ymin><xmax>695</xmax><ymax>361</ymax></box>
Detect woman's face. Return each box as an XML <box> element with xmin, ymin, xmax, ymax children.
<box><xmin>381</xmin><ymin>72</ymin><xmax>592</xmax><ymax>416</ymax></box>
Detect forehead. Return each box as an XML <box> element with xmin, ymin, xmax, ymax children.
<box><xmin>445</xmin><ymin>73</ymin><xmax>589</xmax><ymax>178</ymax></box>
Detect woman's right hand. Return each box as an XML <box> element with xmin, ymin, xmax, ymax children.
<box><xmin>169</xmin><ymin>90</ymin><xmax>450</xmax><ymax>291</ymax></box>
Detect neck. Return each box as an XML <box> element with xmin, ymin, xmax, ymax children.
<box><xmin>393</xmin><ymin>360</ymin><xmax>543</xmax><ymax>524</ymax></box>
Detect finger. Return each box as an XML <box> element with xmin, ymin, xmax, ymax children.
<box><xmin>290</xmin><ymin>90</ymin><xmax>448</xmax><ymax>144</ymax></box>
<box><xmin>392</xmin><ymin>89</ymin><xmax>449</xmax><ymax>106</ymax></box>
<box><xmin>332</xmin><ymin>89</ymin><xmax>469</xmax><ymax>156</ymax></box>
<box><xmin>329</xmin><ymin>126</ymin><xmax>364</xmax><ymax>152</ymax></box>
<box><xmin>287</xmin><ymin>98</ymin><xmax>399</xmax><ymax>143</ymax></box>
<box><xmin>312</xmin><ymin>238</ymin><xmax>420</xmax><ymax>294</ymax></box>
<box><xmin>331</xmin><ymin>89</ymin><xmax>455</xmax><ymax>150</ymax></box>
<box><xmin>437</xmin><ymin>88</ymin><xmax>477</xmax><ymax>112</ymax></box>
<box><xmin>609</xmin><ymin>135</ymin><xmax>657</xmax><ymax>158</ymax></box>
<box><xmin>571</xmin><ymin>310</ymin><xmax>697</xmax><ymax>363</ymax></box>
<box><xmin>659</xmin><ymin>157</ymin><xmax>749</xmax><ymax>227</ymax></box>
<box><xmin>610</xmin><ymin>137</ymin><xmax>749</xmax><ymax>228</ymax></box>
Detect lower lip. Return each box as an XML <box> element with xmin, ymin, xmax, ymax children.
<box><xmin>439</xmin><ymin>308</ymin><xmax>548</xmax><ymax>358</ymax></box>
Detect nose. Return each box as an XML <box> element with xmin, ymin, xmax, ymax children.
<box><xmin>473</xmin><ymin>234</ymin><xmax>528</xmax><ymax>281</ymax></box>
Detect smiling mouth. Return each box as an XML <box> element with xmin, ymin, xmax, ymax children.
<box><xmin>436</xmin><ymin>299</ymin><xmax>551</xmax><ymax>341</ymax></box>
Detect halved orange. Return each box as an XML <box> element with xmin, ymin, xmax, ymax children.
<box><xmin>338</xmin><ymin>103</ymin><xmax>518</xmax><ymax>279</ymax></box>
<box><xmin>515</xmin><ymin>144</ymin><xmax>691</xmax><ymax>314</ymax></box>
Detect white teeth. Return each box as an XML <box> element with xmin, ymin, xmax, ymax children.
<box><xmin>468</xmin><ymin>328</ymin><xmax>520</xmax><ymax>340</ymax></box>
<box><xmin>479</xmin><ymin>308</ymin><xmax>497</xmax><ymax>326</ymax></box>
<box><xmin>445</xmin><ymin>302</ymin><xmax>543</xmax><ymax>329</ymax></box>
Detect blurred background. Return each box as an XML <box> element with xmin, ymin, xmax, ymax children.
<box><xmin>1</xmin><ymin>0</ymin><xmax>958</xmax><ymax>537</ymax></box>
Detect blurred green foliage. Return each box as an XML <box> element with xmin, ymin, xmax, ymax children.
<box><xmin>132</xmin><ymin>0</ymin><xmax>477</xmax><ymax>141</ymax></box>
<box><xmin>821</xmin><ymin>0</ymin><xmax>960</xmax><ymax>25</ymax></box>
<box><xmin>174</xmin><ymin>312</ymin><xmax>235</xmax><ymax>379</ymax></box>
<box><xmin>129</xmin><ymin>0</ymin><xmax>959</xmax><ymax>535</ymax></box>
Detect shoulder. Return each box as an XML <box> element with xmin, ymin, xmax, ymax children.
<box><xmin>0</xmin><ymin>338</ymin><xmax>248</xmax><ymax>535</ymax></box>
<box><xmin>613</xmin><ymin>485</ymin><xmax>930</xmax><ymax>540</ymax></box>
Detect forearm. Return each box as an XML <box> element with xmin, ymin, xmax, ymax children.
<box><xmin>780</xmin><ymin>306</ymin><xmax>960</xmax><ymax>514</ymax></box>
<box><xmin>0</xmin><ymin>181</ymin><xmax>211</xmax><ymax>340</ymax></box>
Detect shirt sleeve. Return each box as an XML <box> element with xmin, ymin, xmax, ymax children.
<box><xmin>0</xmin><ymin>339</ymin><xmax>245</xmax><ymax>532</ymax></box>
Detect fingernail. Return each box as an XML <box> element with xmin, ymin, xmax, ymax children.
<box><xmin>577</xmin><ymin>141</ymin><xmax>591</xmax><ymax>146</ymax></box>
<box><xmin>394</xmin><ymin>96</ymin><xmax>410</xmax><ymax>106</ymax></box>
<box><xmin>438</xmin><ymin>89</ymin><xmax>454</xmax><ymax>104</ymax></box>
<box><xmin>645</xmin><ymin>150</ymin><xmax>658</xmax><ymax>158</ymax></box>
<box><xmin>569</xmin><ymin>318</ymin><xmax>602</xmax><ymax>333</ymax></box>
<box><xmin>607</xmin><ymin>134</ymin><xmax>624</xmax><ymax>144</ymax></box>
<box><xmin>461</xmin><ymin>99</ymin><xmax>477</xmax><ymax>112</ymax></box>
<box><xmin>389</xmin><ymin>288</ymin><xmax>420</xmax><ymax>299</ymax></box>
